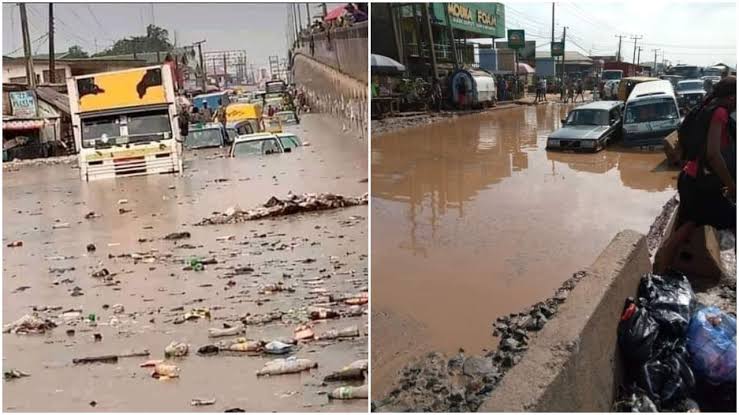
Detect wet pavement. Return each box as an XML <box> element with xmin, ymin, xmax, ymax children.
<box><xmin>371</xmin><ymin>103</ymin><xmax>678</xmax><ymax>398</ymax></box>
<box><xmin>3</xmin><ymin>114</ymin><xmax>368</xmax><ymax>412</ymax></box>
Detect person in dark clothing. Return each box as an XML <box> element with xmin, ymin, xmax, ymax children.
<box><xmin>655</xmin><ymin>76</ymin><xmax>736</xmax><ymax>273</ymax></box>
<box><xmin>201</xmin><ymin>102</ymin><xmax>213</xmax><ymax>122</ymax></box>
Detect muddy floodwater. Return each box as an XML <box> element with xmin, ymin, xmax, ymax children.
<box><xmin>3</xmin><ymin>114</ymin><xmax>368</xmax><ymax>412</ymax></box>
<box><xmin>371</xmin><ymin>104</ymin><xmax>677</xmax><ymax>398</ymax></box>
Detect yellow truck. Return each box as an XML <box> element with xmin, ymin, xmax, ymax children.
<box><xmin>67</xmin><ymin>65</ymin><xmax>182</xmax><ymax>181</ymax></box>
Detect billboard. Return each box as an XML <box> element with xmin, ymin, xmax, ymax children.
<box><xmin>76</xmin><ymin>67</ymin><xmax>169</xmax><ymax>113</ymax></box>
<box><xmin>9</xmin><ymin>91</ymin><xmax>37</xmax><ymax>118</ymax></box>
<box><xmin>551</xmin><ymin>42</ymin><xmax>565</xmax><ymax>57</ymax></box>
<box><xmin>507</xmin><ymin>30</ymin><xmax>525</xmax><ymax>49</ymax></box>
<box><xmin>431</xmin><ymin>3</ymin><xmax>506</xmax><ymax>38</ymax></box>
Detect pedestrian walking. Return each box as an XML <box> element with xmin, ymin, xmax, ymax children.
<box><xmin>534</xmin><ymin>77</ymin><xmax>541</xmax><ymax>103</ymax></box>
<box><xmin>575</xmin><ymin>79</ymin><xmax>585</xmax><ymax>102</ymax></box>
<box><xmin>541</xmin><ymin>78</ymin><xmax>548</xmax><ymax>102</ymax></box>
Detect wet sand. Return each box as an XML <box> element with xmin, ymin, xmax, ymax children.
<box><xmin>3</xmin><ymin>114</ymin><xmax>368</xmax><ymax>412</ymax></box>
<box><xmin>371</xmin><ymin>104</ymin><xmax>677</xmax><ymax>398</ymax></box>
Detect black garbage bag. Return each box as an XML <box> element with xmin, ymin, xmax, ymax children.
<box><xmin>612</xmin><ymin>385</ymin><xmax>659</xmax><ymax>412</ymax></box>
<box><xmin>618</xmin><ymin>297</ymin><xmax>660</xmax><ymax>363</ymax></box>
<box><xmin>638</xmin><ymin>273</ymin><xmax>696</xmax><ymax>337</ymax></box>
<box><xmin>637</xmin><ymin>339</ymin><xmax>696</xmax><ymax>408</ymax></box>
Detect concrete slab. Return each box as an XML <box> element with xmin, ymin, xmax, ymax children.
<box><xmin>480</xmin><ymin>229</ymin><xmax>651</xmax><ymax>412</ymax></box>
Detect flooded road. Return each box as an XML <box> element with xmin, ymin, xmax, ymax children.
<box><xmin>3</xmin><ymin>114</ymin><xmax>368</xmax><ymax>412</ymax></box>
<box><xmin>371</xmin><ymin>104</ymin><xmax>677</xmax><ymax>398</ymax></box>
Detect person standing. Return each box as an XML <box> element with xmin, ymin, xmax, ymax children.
<box><xmin>201</xmin><ymin>102</ymin><xmax>213</xmax><ymax>123</ymax></box>
<box><xmin>575</xmin><ymin>78</ymin><xmax>585</xmax><ymax>102</ymax></box>
<box><xmin>213</xmin><ymin>99</ymin><xmax>227</xmax><ymax>129</ymax></box>
<box><xmin>655</xmin><ymin>76</ymin><xmax>736</xmax><ymax>273</ymax></box>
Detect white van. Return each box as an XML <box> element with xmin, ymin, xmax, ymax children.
<box><xmin>622</xmin><ymin>80</ymin><xmax>681</xmax><ymax>147</ymax></box>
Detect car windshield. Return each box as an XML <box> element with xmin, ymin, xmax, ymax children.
<box><xmin>625</xmin><ymin>98</ymin><xmax>679</xmax><ymax>124</ymax></box>
<box><xmin>566</xmin><ymin>109</ymin><xmax>609</xmax><ymax>126</ymax></box>
<box><xmin>704</xmin><ymin>68</ymin><xmax>722</xmax><ymax>77</ymax></box>
<box><xmin>277</xmin><ymin>112</ymin><xmax>296</xmax><ymax>123</ymax></box>
<box><xmin>233</xmin><ymin>138</ymin><xmax>282</xmax><ymax>157</ymax></box>
<box><xmin>278</xmin><ymin>135</ymin><xmax>300</xmax><ymax>150</ymax></box>
<box><xmin>602</xmin><ymin>71</ymin><xmax>622</xmax><ymax>80</ymax></box>
<box><xmin>676</xmin><ymin>81</ymin><xmax>704</xmax><ymax>92</ymax></box>
<box><xmin>186</xmin><ymin>128</ymin><xmax>223</xmax><ymax>148</ymax></box>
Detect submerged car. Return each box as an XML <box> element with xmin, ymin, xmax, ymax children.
<box><xmin>275</xmin><ymin>110</ymin><xmax>299</xmax><ymax>125</ymax></box>
<box><xmin>229</xmin><ymin>133</ymin><xmax>286</xmax><ymax>158</ymax></box>
<box><xmin>185</xmin><ymin>123</ymin><xmax>229</xmax><ymax>149</ymax></box>
<box><xmin>225</xmin><ymin>120</ymin><xmax>256</xmax><ymax>143</ymax></box>
<box><xmin>547</xmin><ymin>101</ymin><xmax>625</xmax><ymax>152</ymax></box>
<box><xmin>275</xmin><ymin>132</ymin><xmax>302</xmax><ymax>151</ymax></box>
<box><xmin>675</xmin><ymin>80</ymin><xmax>706</xmax><ymax>112</ymax></box>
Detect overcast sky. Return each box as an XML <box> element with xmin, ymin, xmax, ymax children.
<box><xmin>2</xmin><ymin>2</ymin><xmax>333</xmax><ymax>69</ymax></box>
<box><xmin>488</xmin><ymin>1</ymin><xmax>736</xmax><ymax>67</ymax></box>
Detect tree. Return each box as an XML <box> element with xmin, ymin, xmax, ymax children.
<box><xmin>95</xmin><ymin>24</ymin><xmax>173</xmax><ymax>57</ymax></box>
<box><xmin>66</xmin><ymin>45</ymin><xmax>89</xmax><ymax>58</ymax></box>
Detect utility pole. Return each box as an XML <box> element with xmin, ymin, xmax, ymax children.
<box><xmin>223</xmin><ymin>53</ymin><xmax>228</xmax><ymax>86</ymax></box>
<box><xmin>630</xmin><ymin>34</ymin><xmax>642</xmax><ymax>75</ymax></box>
<box><xmin>561</xmin><ymin>26</ymin><xmax>567</xmax><ymax>80</ymax></box>
<box><xmin>636</xmin><ymin>46</ymin><xmax>642</xmax><ymax>67</ymax></box>
<box><xmin>296</xmin><ymin>3</ymin><xmax>302</xmax><ymax>32</ymax></box>
<box><xmin>192</xmin><ymin>40</ymin><xmax>207</xmax><ymax>92</ymax></box>
<box><xmin>652</xmin><ymin>48</ymin><xmax>659</xmax><ymax>76</ymax></box>
<box><xmin>19</xmin><ymin>3</ymin><xmax>36</xmax><ymax>88</ymax></box>
<box><xmin>443</xmin><ymin>3</ymin><xmax>458</xmax><ymax>69</ymax></box>
<box><xmin>305</xmin><ymin>3</ymin><xmax>311</xmax><ymax>26</ymax></box>
<box><xmin>615</xmin><ymin>35</ymin><xmax>624</xmax><ymax>62</ymax></box>
<box><xmin>322</xmin><ymin>3</ymin><xmax>327</xmax><ymax>18</ymax></box>
<box><xmin>551</xmin><ymin>3</ymin><xmax>555</xmax><ymax>44</ymax></box>
<box><xmin>48</xmin><ymin>3</ymin><xmax>55</xmax><ymax>83</ymax></box>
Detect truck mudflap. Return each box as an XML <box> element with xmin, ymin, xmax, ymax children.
<box><xmin>83</xmin><ymin>152</ymin><xmax>179</xmax><ymax>181</ymax></box>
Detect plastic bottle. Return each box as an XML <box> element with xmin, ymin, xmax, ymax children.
<box><xmin>329</xmin><ymin>384</ymin><xmax>368</xmax><ymax>399</ymax></box>
<box><xmin>256</xmin><ymin>357</ymin><xmax>317</xmax><ymax>376</ymax></box>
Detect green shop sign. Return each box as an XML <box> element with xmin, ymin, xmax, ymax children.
<box><xmin>507</xmin><ymin>30</ymin><xmax>525</xmax><ymax>49</ymax></box>
<box><xmin>551</xmin><ymin>41</ymin><xmax>565</xmax><ymax>57</ymax></box>
<box><xmin>432</xmin><ymin>3</ymin><xmax>506</xmax><ymax>38</ymax></box>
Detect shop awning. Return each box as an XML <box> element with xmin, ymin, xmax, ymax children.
<box><xmin>3</xmin><ymin>119</ymin><xmax>45</xmax><ymax>130</ymax></box>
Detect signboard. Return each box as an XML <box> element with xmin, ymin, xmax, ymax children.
<box><xmin>77</xmin><ymin>67</ymin><xmax>168</xmax><ymax>113</ymax></box>
<box><xmin>431</xmin><ymin>3</ymin><xmax>506</xmax><ymax>38</ymax></box>
<box><xmin>551</xmin><ymin>42</ymin><xmax>565</xmax><ymax>57</ymax></box>
<box><xmin>507</xmin><ymin>30</ymin><xmax>525</xmax><ymax>49</ymax></box>
<box><xmin>9</xmin><ymin>91</ymin><xmax>37</xmax><ymax>118</ymax></box>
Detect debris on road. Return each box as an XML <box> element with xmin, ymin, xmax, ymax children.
<box><xmin>324</xmin><ymin>359</ymin><xmax>368</xmax><ymax>381</ymax></box>
<box><xmin>208</xmin><ymin>325</ymin><xmax>245</xmax><ymax>338</ymax></box>
<box><xmin>196</xmin><ymin>193</ymin><xmax>368</xmax><ymax>225</ymax></box>
<box><xmin>7</xmin><ymin>240</ymin><xmax>23</xmax><ymax>247</ymax></box>
<box><xmin>152</xmin><ymin>363</ymin><xmax>180</xmax><ymax>379</ymax></box>
<box><xmin>190</xmin><ymin>398</ymin><xmax>216</xmax><ymax>406</ymax></box>
<box><xmin>256</xmin><ymin>357</ymin><xmax>317</xmax><ymax>376</ymax></box>
<box><xmin>329</xmin><ymin>384</ymin><xmax>368</xmax><ymax>399</ymax></box>
<box><xmin>164</xmin><ymin>231</ymin><xmax>191</xmax><ymax>240</ymax></box>
<box><xmin>3</xmin><ymin>314</ymin><xmax>57</xmax><ymax>334</ymax></box>
<box><xmin>73</xmin><ymin>355</ymin><xmax>119</xmax><ymax>365</ymax></box>
<box><xmin>264</xmin><ymin>340</ymin><xmax>295</xmax><ymax>355</ymax></box>
<box><xmin>4</xmin><ymin>369</ymin><xmax>30</xmax><ymax>381</ymax></box>
<box><xmin>164</xmin><ymin>341</ymin><xmax>189</xmax><ymax>358</ymax></box>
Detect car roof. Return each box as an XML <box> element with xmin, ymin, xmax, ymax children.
<box><xmin>233</xmin><ymin>133</ymin><xmax>278</xmax><ymax>143</ymax></box>
<box><xmin>275</xmin><ymin>111</ymin><xmax>295</xmax><ymax>115</ymax></box>
<box><xmin>226</xmin><ymin>120</ymin><xmax>251</xmax><ymax>128</ymax></box>
<box><xmin>194</xmin><ymin>91</ymin><xmax>228</xmax><ymax>99</ymax></box>
<box><xmin>190</xmin><ymin>122</ymin><xmax>222</xmax><ymax>130</ymax></box>
<box><xmin>572</xmin><ymin>101</ymin><xmax>623</xmax><ymax>111</ymax></box>
<box><xmin>275</xmin><ymin>133</ymin><xmax>297</xmax><ymax>138</ymax></box>
<box><xmin>678</xmin><ymin>79</ymin><xmax>704</xmax><ymax>84</ymax></box>
<box><xmin>628</xmin><ymin>80</ymin><xmax>674</xmax><ymax>100</ymax></box>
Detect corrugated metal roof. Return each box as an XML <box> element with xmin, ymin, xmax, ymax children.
<box><xmin>35</xmin><ymin>87</ymin><xmax>70</xmax><ymax>115</ymax></box>
<box><xmin>535</xmin><ymin>51</ymin><xmax>593</xmax><ymax>64</ymax></box>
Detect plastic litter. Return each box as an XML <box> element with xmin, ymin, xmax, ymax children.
<box><xmin>152</xmin><ymin>363</ymin><xmax>180</xmax><ymax>379</ymax></box>
<box><xmin>638</xmin><ymin>273</ymin><xmax>696</xmax><ymax>337</ymax></box>
<box><xmin>208</xmin><ymin>326</ymin><xmax>244</xmax><ymax>338</ymax></box>
<box><xmin>637</xmin><ymin>339</ymin><xmax>695</xmax><ymax>408</ymax></box>
<box><xmin>617</xmin><ymin>298</ymin><xmax>660</xmax><ymax>363</ymax></box>
<box><xmin>164</xmin><ymin>341</ymin><xmax>189</xmax><ymax>358</ymax></box>
<box><xmin>328</xmin><ymin>384</ymin><xmax>368</xmax><ymax>399</ymax></box>
<box><xmin>686</xmin><ymin>306</ymin><xmax>736</xmax><ymax>385</ymax></box>
<box><xmin>255</xmin><ymin>357</ymin><xmax>317</xmax><ymax>376</ymax></box>
<box><xmin>324</xmin><ymin>359</ymin><xmax>368</xmax><ymax>381</ymax></box>
<box><xmin>264</xmin><ymin>341</ymin><xmax>294</xmax><ymax>355</ymax></box>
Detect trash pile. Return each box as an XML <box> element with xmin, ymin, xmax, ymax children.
<box><xmin>614</xmin><ymin>272</ymin><xmax>736</xmax><ymax>412</ymax></box>
<box><xmin>373</xmin><ymin>270</ymin><xmax>590</xmax><ymax>412</ymax></box>
<box><xmin>195</xmin><ymin>192</ymin><xmax>368</xmax><ymax>225</ymax></box>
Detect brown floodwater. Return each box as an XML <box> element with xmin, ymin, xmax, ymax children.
<box><xmin>370</xmin><ymin>104</ymin><xmax>677</xmax><ymax>398</ymax></box>
<box><xmin>3</xmin><ymin>114</ymin><xmax>368</xmax><ymax>412</ymax></box>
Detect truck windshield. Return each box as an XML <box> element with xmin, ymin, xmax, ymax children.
<box><xmin>602</xmin><ymin>71</ymin><xmax>623</xmax><ymax>81</ymax></box>
<box><xmin>676</xmin><ymin>81</ymin><xmax>704</xmax><ymax>92</ymax></box>
<box><xmin>670</xmin><ymin>66</ymin><xmax>700</xmax><ymax>79</ymax></box>
<box><xmin>81</xmin><ymin>116</ymin><xmax>121</xmax><ymax>148</ymax></box>
<box><xmin>624</xmin><ymin>98</ymin><xmax>679</xmax><ymax>124</ymax></box>
<box><xmin>127</xmin><ymin>111</ymin><xmax>172</xmax><ymax>143</ymax></box>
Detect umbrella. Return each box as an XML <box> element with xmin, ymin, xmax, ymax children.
<box><xmin>324</xmin><ymin>4</ymin><xmax>348</xmax><ymax>21</ymax></box>
<box><xmin>371</xmin><ymin>54</ymin><xmax>405</xmax><ymax>74</ymax></box>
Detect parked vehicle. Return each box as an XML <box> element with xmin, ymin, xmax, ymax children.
<box><xmin>667</xmin><ymin>64</ymin><xmax>700</xmax><ymax>80</ymax></box>
<box><xmin>659</xmin><ymin>74</ymin><xmax>684</xmax><ymax>88</ymax></box>
<box><xmin>622</xmin><ymin>80</ymin><xmax>680</xmax><ymax>147</ymax></box>
<box><xmin>602</xmin><ymin>70</ymin><xmax>624</xmax><ymax>82</ymax></box>
<box><xmin>225</xmin><ymin>120</ymin><xmax>256</xmax><ymax>142</ymax></box>
<box><xmin>703</xmin><ymin>66</ymin><xmax>724</xmax><ymax>77</ymax></box>
<box><xmin>675</xmin><ymin>79</ymin><xmax>707</xmax><ymax>112</ymax></box>
<box><xmin>230</xmin><ymin>133</ymin><xmax>286</xmax><ymax>157</ymax></box>
<box><xmin>185</xmin><ymin>123</ymin><xmax>229</xmax><ymax>150</ymax></box>
<box><xmin>275</xmin><ymin>110</ymin><xmax>299</xmax><ymax>125</ymax></box>
<box><xmin>275</xmin><ymin>133</ymin><xmax>302</xmax><ymax>150</ymax></box>
<box><xmin>546</xmin><ymin>101</ymin><xmax>625</xmax><ymax>152</ymax></box>
<box><xmin>225</xmin><ymin>102</ymin><xmax>263</xmax><ymax>132</ymax></box>
<box><xmin>448</xmin><ymin>69</ymin><xmax>496</xmax><ymax>108</ymax></box>
<box><xmin>617</xmin><ymin>77</ymin><xmax>659</xmax><ymax>101</ymax></box>
<box><xmin>265</xmin><ymin>80</ymin><xmax>287</xmax><ymax>95</ymax></box>
<box><xmin>67</xmin><ymin>65</ymin><xmax>182</xmax><ymax>181</ymax></box>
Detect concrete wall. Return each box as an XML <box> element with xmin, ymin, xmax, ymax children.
<box><xmin>296</xmin><ymin>22</ymin><xmax>368</xmax><ymax>83</ymax></box>
<box><xmin>3</xmin><ymin>62</ymin><xmax>72</xmax><ymax>84</ymax></box>
<box><xmin>481</xmin><ymin>229</ymin><xmax>651</xmax><ymax>412</ymax></box>
<box><xmin>292</xmin><ymin>53</ymin><xmax>367</xmax><ymax>139</ymax></box>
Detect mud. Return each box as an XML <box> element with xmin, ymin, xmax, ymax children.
<box><xmin>3</xmin><ymin>114</ymin><xmax>368</xmax><ymax>412</ymax></box>
<box><xmin>371</xmin><ymin>103</ymin><xmax>677</xmax><ymax>400</ymax></box>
